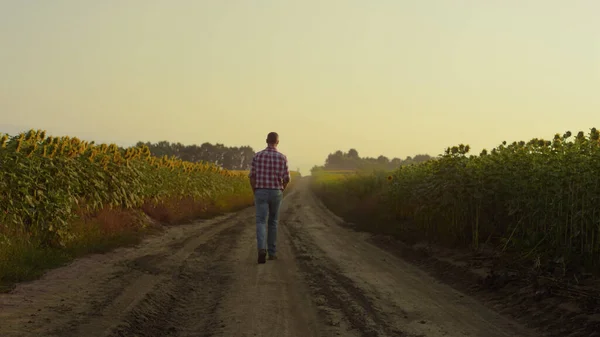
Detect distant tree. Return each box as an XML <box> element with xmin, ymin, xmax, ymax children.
<box><xmin>377</xmin><ymin>155</ymin><xmax>390</xmax><ymax>165</ymax></box>
<box><xmin>347</xmin><ymin>148</ymin><xmax>359</xmax><ymax>159</ymax></box>
<box><xmin>390</xmin><ymin>157</ymin><xmax>402</xmax><ymax>167</ymax></box>
<box><xmin>412</xmin><ymin>154</ymin><xmax>432</xmax><ymax>163</ymax></box>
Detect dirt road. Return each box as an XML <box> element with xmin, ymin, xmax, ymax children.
<box><xmin>0</xmin><ymin>178</ymin><xmax>540</xmax><ymax>337</ymax></box>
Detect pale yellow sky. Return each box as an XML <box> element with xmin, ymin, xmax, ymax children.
<box><xmin>1</xmin><ymin>1</ymin><xmax>599</xmax><ymax>174</ymax></box>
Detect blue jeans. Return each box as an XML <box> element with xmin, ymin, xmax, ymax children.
<box><xmin>254</xmin><ymin>189</ymin><xmax>283</xmax><ymax>255</ymax></box>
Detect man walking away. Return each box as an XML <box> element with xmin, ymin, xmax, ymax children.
<box><xmin>248</xmin><ymin>132</ymin><xmax>291</xmax><ymax>264</ymax></box>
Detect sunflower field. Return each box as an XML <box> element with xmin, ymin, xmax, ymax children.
<box><xmin>312</xmin><ymin>128</ymin><xmax>600</xmax><ymax>273</ymax></box>
<box><xmin>0</xmin><ymin>129</ymin><xmax>255</xmax><ymax>287</ymax></box>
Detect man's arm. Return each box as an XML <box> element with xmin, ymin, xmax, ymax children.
<box><xmin>281</xmin><ymin>156</ymin><xmax>290</xmax><ymax>190</ymax></box>
<box><xmin>248</xmin><ymin>156</ymin><xmax>257</xmax><ymax>192</ymax></box>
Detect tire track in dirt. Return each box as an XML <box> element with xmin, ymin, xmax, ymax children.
<box><xmin>208</xmin><ymin>189</ymin><xmax>325</xmax><ymax>337</ymax></box>
<box><xmin>282</xmin><ymin>178</ymin><xmax>539</xmax><ymax>337</ymax></box>
<box><xmin>282</xmin><ymin>196</ymin><xmax>409</xmax><ymax>337</ymax></box>
<box><xmin>107</xmin><ymin>223</ymin><xmax>244</xmax><ymax>337</ymax></box>
<box><xmin>0</xmin><ymin>210</ymin><xmax>252</xmax><ymax>337</ymax></box>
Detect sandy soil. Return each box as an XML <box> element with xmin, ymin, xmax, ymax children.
<box><xmin>0</xmin><ymin>178</ymin><xmax>541</xmax><ymax>337</ymax></box>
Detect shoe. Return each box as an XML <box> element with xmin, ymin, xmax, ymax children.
<box><xmin>268</xmin><ymin>254</ymin><xmax>277</xmax><ymax>260</ymax></box>
<box><xmin>258</xmin><ymin>249</ymin><xmax>266</xmax><ymax>264</ymax></box>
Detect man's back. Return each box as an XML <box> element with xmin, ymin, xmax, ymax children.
<box><xmin>249</xmin><ymin>146</ymin><xmax>290</xmax><ymax>190</ymax></box>
<box><xmin>250</xmin><ymin>132</ymin><xmax>288</xmax><ymax>264</ymax></box>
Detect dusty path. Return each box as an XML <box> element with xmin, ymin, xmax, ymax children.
<box><xmin>0</xmin><ymin>178</ymin><xmax>540</xmax><ymax>337</ymax></box>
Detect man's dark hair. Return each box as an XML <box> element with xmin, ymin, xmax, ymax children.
<box><xmin>267</xmin><ymin>132</ymin><xmax>279</xmax><ymax>144</ymax></box>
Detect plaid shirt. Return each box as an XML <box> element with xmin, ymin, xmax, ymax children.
<box><xmin>249</xmin><ymin>146</ymin><xmax>290</xmax><ymax>190</ymax></box>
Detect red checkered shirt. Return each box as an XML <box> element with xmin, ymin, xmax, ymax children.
<box><xmin>249</xmin><ymin>146</ymin><xmax>291</xmax><ymax>190</ymax></box>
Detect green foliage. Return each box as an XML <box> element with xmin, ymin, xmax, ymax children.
<box><xmin>312</xmin><ymin>128</ymin><xmax>600</xmax><ymax>273</ymax></box>
<box><xmin>0</xmin><ymin>130</ymin><xmax>252</xmax><ymax>247</ymax></box>
<box><xmin>0</xmin><ymin>129</ymin><xmax>254</xmax><ymax>287</ymax></box>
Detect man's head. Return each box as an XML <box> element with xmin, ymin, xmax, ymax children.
<box><xmin>266</xmin><ymin>132</ymin><xmax>279</xmax><ymax>147</ymax></box>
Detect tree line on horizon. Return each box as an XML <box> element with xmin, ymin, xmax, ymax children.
<box><xmin>311</xmin><ymin>148</ymin><xmax>432</xmax><ymax>173</ymax></box>
<box><xmin>135</xmin><ymin>140</ymin><xmax>255</xmax><ymax>170</ymax></box>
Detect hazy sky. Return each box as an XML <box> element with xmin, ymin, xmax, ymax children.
<box><xmin>1</xmin><ymin>1</ymin><xmax>599</xmax><ymax>174</ymax></box>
